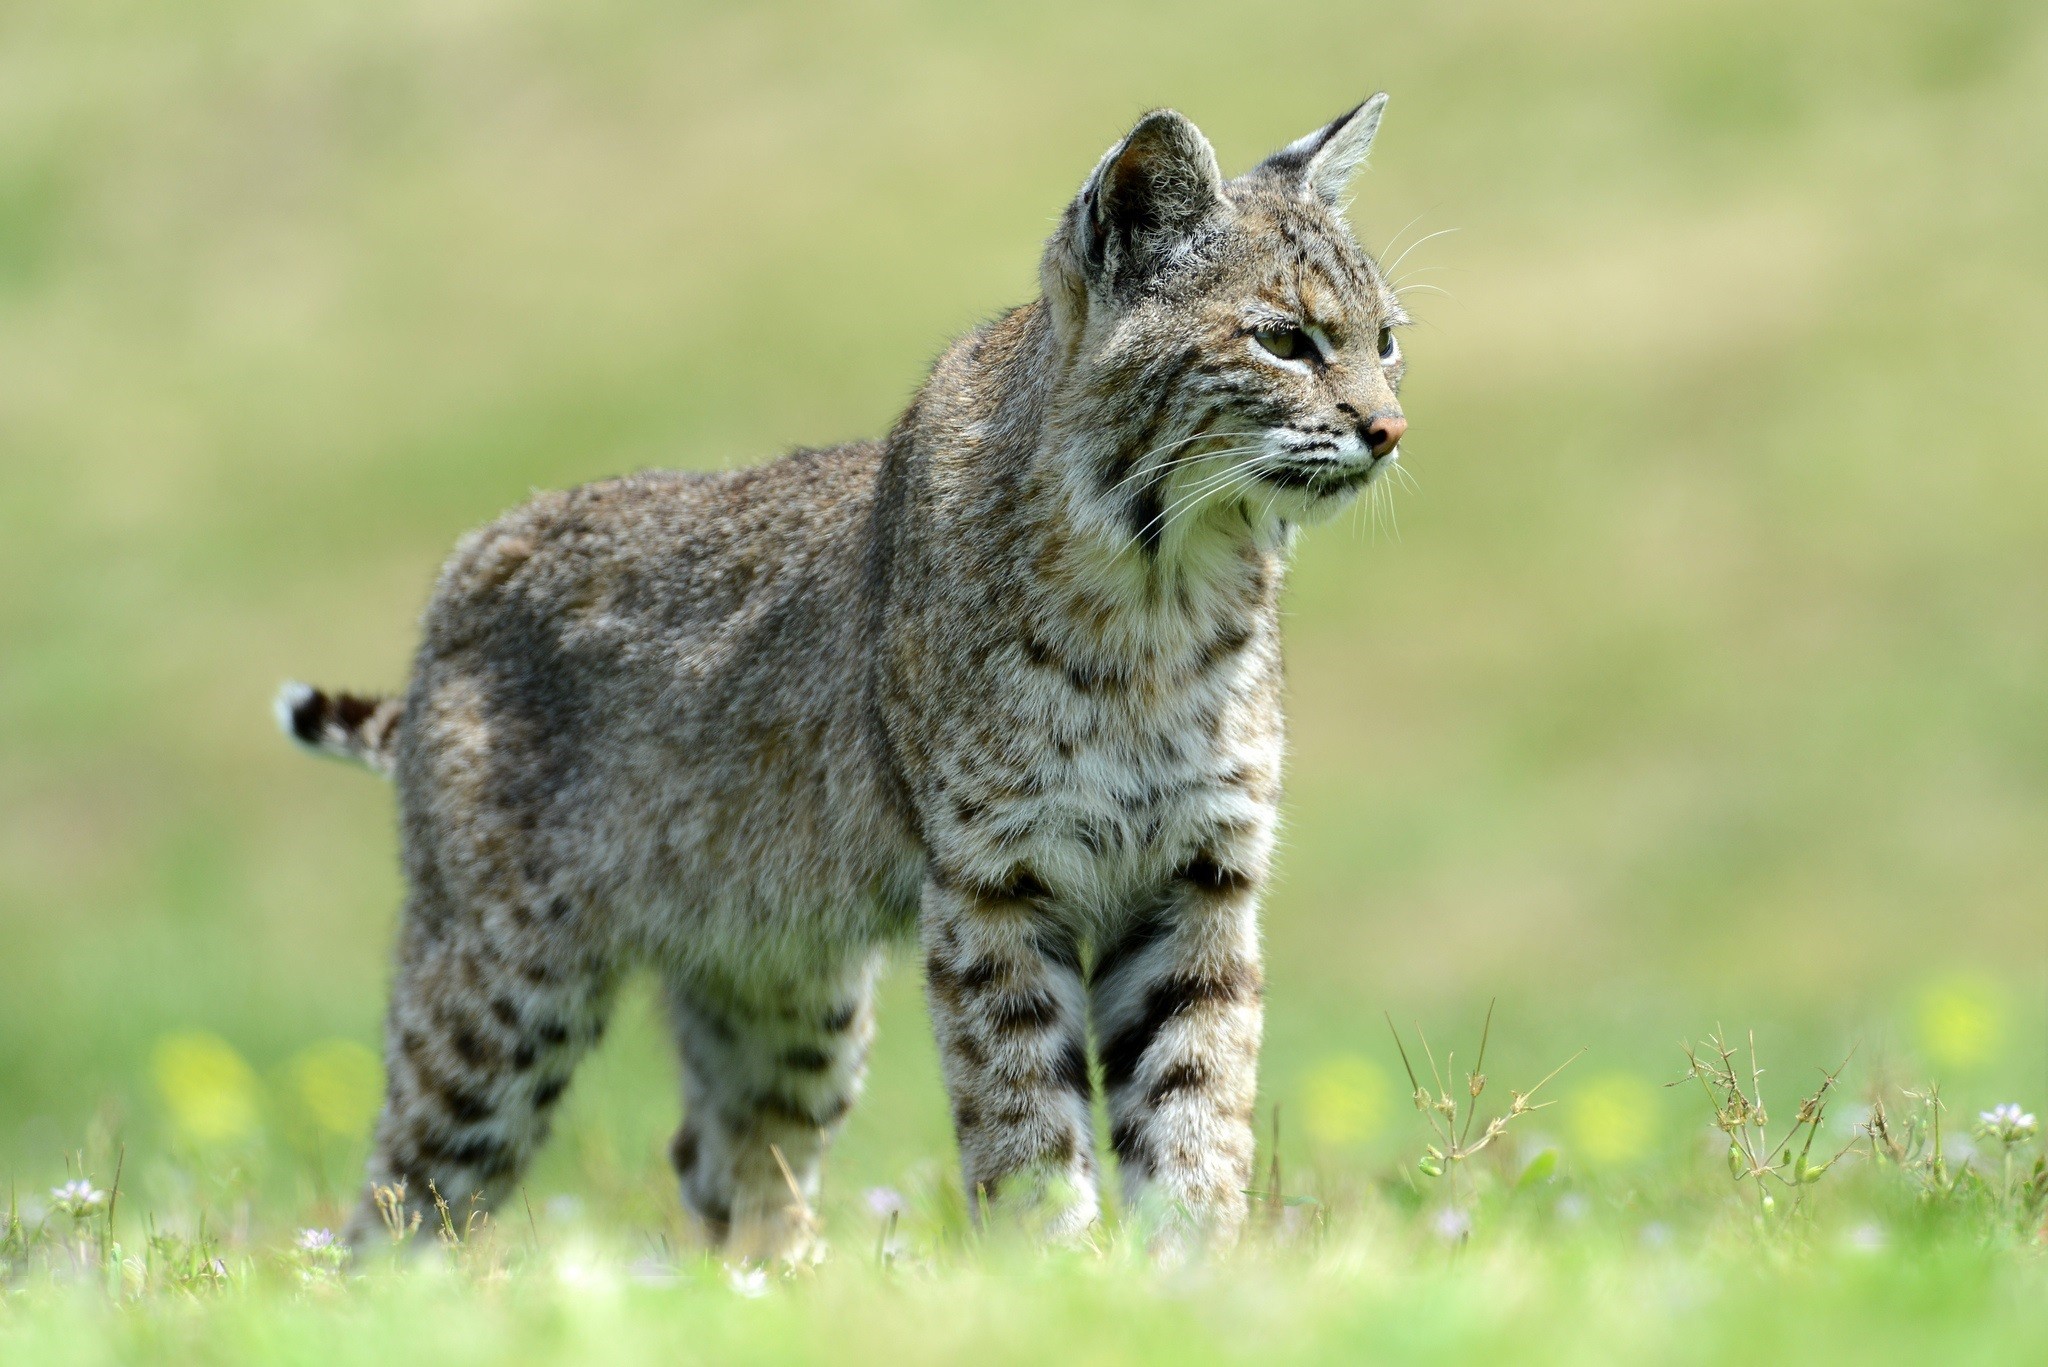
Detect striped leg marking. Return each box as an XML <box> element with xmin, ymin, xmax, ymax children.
<box><xmin>666</xmin><ymin>958</ymin><xmax>879</xmax><ymax>1265</ymax></box>
<box><xmin>1091</xmin><ymin>852</ymin><xmax>1264</xmax><ymax>1245</ymax></box>
<box><xmin>922</xmin><ymin>874</ymin><xmax>1097</xmax><ymax>1238</ymax></box>
<box><xmin>347</xmin><ymin>908</ymin><xmax>615</xmax><ymax>1247</ymax></box>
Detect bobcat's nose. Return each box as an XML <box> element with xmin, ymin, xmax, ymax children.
<box><xmin>1364</xmin><ymin>412</ymin><xmax>1406</xmax><ymax>457</ymax></box>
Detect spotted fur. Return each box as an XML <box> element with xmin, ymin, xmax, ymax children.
<box><xmin>281</xmin><ymin>97</ymin><xmax>1411</xmax><ymax>1258</ymax></box>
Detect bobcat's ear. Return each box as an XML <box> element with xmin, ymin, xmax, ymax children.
<box><xmin>1255</xmin><ymin>94</ymin><xmax>1388</xmax><ymax>207</ymax></box>
<box><xmin>1045</xmin><ymin>109</ymin><xmax>1224</xmax><ymax>326</ymax></box>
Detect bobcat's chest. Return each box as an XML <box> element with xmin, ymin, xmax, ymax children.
<box><xmin>927</xmin><ymin>618</ymin><xmax>1284</xmax><ymax>905</ymax></box>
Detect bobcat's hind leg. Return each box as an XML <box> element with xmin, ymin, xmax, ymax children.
<box><xmin>665</xmin><ymin>955</ymin><xmax>880</xmax><ymax>1265</ymax></box>
<box><xmin>346</xmin><ymin>899</ymin><xmax>617</xmax><ymax>1249</ymax></box>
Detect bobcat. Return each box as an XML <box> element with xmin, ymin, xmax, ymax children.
<box><xmin>279</xmin><ymin>96</ymin><xmax>1410</xmax><ymax>1261</ymax></box>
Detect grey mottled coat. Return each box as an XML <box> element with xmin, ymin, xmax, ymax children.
<box><xmin>279</xmin><ymin>96</ymin><xmax>1412</xmax><ymax>1260</ymax></box>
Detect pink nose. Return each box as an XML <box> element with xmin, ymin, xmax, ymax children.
<box><xmin>1365</xmin><ymin>412</ymin><xmax>1407</xmax><ymax>457</ymax></box>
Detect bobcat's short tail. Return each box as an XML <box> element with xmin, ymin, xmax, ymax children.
<box><xmin>275</xmin><ymin>682</ymin><xmax>404</xmax><ymax>777</ymax></box>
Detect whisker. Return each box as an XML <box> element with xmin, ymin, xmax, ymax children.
<box><xmin>1136</xmin><ymin>465</ymin><xmax>1256</xmax><ymax>544</ymax></box>
<box><xmin>1145</xmin><ymin>478</ymin><xmax>1241</xmax><ymax>549</ymax></box>
<box><xmin>1102</xmin><ymin>430</ymin><xmax>1269</xmax><ymax>497</ymax></box>
<box><xmin>1255</xmin><ymin>479</ymin><xmax>1285</xmax><ymax>546</ymax></box>
<box><xmin>1127</xmin><ymin>433</ymin><xmax>1252</xmax><ymax>469</ymax></box>
<box><xmin>1172</xmin><ymin>457</ymin><xmax>1277</xmax><ymax>510</ymax></box>
<box><xmin>1384</xmin><ymin>227</ymin><xmax>1460</xmax><ymax>282</ymax></box>
<box><xmin>1106</xmin><ymin>445</ymin><xmax>1265</xmax><ymax>497</ymax></box>
<box><xmin>1378</xmin><ymin>211</ymin><xmax>1430</xmax><ymax>265</ymax></box>
<box><xmin>1143</xmin><ymin>456</ymin><xmax>1285</xmax><ymax>544</ymax></box>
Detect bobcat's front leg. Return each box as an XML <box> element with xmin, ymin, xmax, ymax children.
<box><xmin>921</xmin><ymin>872</ymin><xmax>1098</xmax><ymax>1237</ymax></box>
<box><xmin>1091</xmin><ymin>850</ymin><xmax>1265</xmax><ymax>1246</ymax></box>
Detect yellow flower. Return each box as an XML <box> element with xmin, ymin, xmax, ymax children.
<box><xmin>1567</xmin><ymin>1072</ymin><xmax>1659</xmax><ymax>1165</ymax></box>
<box><xmin>153</xmin><ymin>1033</ymin><xmax>262</xmax><ymax>1144</ymax></box>
<box><xmin>288</xmin><ymin>1039</ymin><xmax>384</xmax><ymax>1136</ymax></box>
<box><xmin>1302</xmin><ymin>1054</ymin><xmax>1389</xmax><ymax>1147</ymax></box>
<box><xmin>1916</xmin><ymin>977</ymin><xmax>2006</xmax><ymax>1070</ymax></box>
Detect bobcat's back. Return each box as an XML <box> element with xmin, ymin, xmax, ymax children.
<box><xmin>396</xmin><ymin>446</ymin><xmax>922</xmax><ymax>976</ymax></box>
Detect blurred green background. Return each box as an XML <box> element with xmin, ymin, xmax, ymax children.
<box><xmin>3</xmin><ymin>0</ymin><xmax>2046</xmax><ymax>1228</ymax></box>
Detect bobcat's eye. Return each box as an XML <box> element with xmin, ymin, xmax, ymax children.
<box><xmin>1253</xmin><ymin>326</ymin><xmax>1315</xmax><ymax>363</ymax></box>
<box><xmin>1377</xmin><ymin>327</ymin><xmax>1400</xmax><ymax>364</ymax></box>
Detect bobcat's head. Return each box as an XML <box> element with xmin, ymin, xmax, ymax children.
<box><xmin>1040</xmin><ymin>98</ymin><xmax>1409</xmax><ymax>554</ymax></box>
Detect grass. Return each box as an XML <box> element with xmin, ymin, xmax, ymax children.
<box><xmin>10</xmin><ymin>1234</ymin><xmax>2047</xmax><ymax>1367</ymax></box>
<box><xmin>5</xmin><ymin>0</ymin><xmax>2048</xmax><ymax>1358</ymax></box>
<box><xmin>11</xmin><ymin>1024</ymin><xmax>2048</xmax><ymax>1363</ymax></box>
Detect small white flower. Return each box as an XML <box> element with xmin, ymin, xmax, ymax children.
<box><xmin>1428</xmin><ymin>1206</ymin><xmax>1471</xmax><ymax>1242</ymax></box>
<box><xmin>727</xmin><ymin>1265</ymin><xmax>770</xmax><ymax>1298</ymax></box>
<box><xmin>296</xmin><ymin>1228</ymin><xmax>336</xmax><ymax>1252</ymax></box>
<box><xmin>50</xmin><ymin>1180</ymin><xmax>106</xmax><ymax>1215</ymax></box>
<box><xmin>1977</xmin><ymin>1103</ymin><xmax>2037</xmax><ymax>1144</ymax></box>
<box><xmin>864</xmin><ymin>1186</ymin><xmax>906</xmax><ymax>1220</ymax></box>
